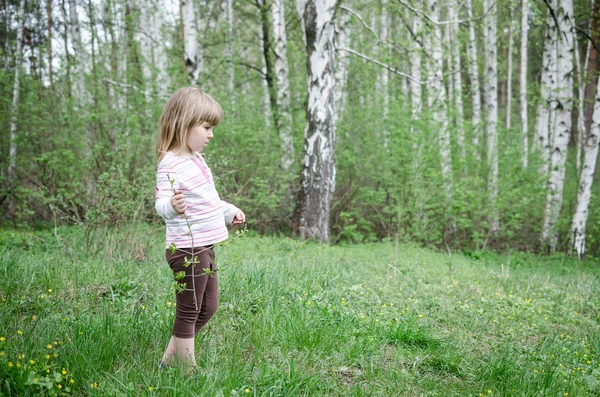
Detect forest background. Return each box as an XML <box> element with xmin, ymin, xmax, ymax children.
<box><xmin>2</xmin><ymin>0</ymin><xmax>600</xmax><ymax>258</ymax></box>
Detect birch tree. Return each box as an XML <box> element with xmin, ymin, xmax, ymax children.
<box><xmin>182</xmin><ymin>0</ymin><xmax>201</xmax><ymax>85</ymax></box>
<box><xmin>449</xmin><ymin>2</ymin><xmax>465</xmax><ymax>161</ymax></box>
<box><xmin>294</xmin><ymin>0</ymin><xmax>337</xmax><ymax>242</ymax></box>
<box><xmin>68</xmin><ymin>0</ymin><xmax>96</xmax><ymax>198</ymax></box>
<box><xmin>505</xmin><ymin>16</ymin><xmax>514</xmax><ymax>130</ymax></box>
<box><xmin>571</xmin><ymin>76</ymin><xmax>600</xmax><ymax>258</ymax></box>
<box><xmin>8</xmin><ymin>0</ymin><xmax>26</xmax><ymax>202</ymax></box>
<box><xmin>272</xmin><ymin>0</ymin><xmax>294</xmax><ymax>170</ymax></box>
<box><xmin>519</xmin><ymin>0</ymin><xmax>529</xmax><ymax>169</ymax></box>
<box><xmin>483</xmin><ymin>0</ymin><xmax>499</xmax><ymax>233</ymax></box>
<box><xmin>47</xmin><ymin>0</ymin><xmax>54</xmax><ymax>88</ymax></box>
<box><xmin>466</xmin><ymin>0</ymin><xmax>482</xmax><ymax>160</ymax></box>
<box><xmin>534</xmin><ymin>1</ymin><xmax>558</xmax><ymax>177</ymax></box>
<box><xmin>426</xmin><ymin>0</ymin><xmax>453</xmax><ymax>202</ymax></box>
<box><xmin>380</xmin><ymin>0</ymin><xmax>390</xmax><ymax>149</ymax></box>
<box><xmin>541</xmin><ymin>0</ymin><xmax>574</xmax><ymax>250</ymax></box>
<box><xmin>225</xmin><ymin>0</ymin><xmax>234</xmax><ymax>104</ymax></box>
<box><xmin>334</xmin><ymin>10</ymin><xmax>350</xmax><ymax>125</ymax></box>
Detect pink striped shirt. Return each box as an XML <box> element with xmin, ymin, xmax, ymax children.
<box><xmin>155</xmin><ymin>151</ymin><xmax>239</xmax><ymax>249</ymax></box>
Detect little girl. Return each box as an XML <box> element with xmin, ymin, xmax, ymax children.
<box><xmin>154</xmin><ymin>87</ymin><xmax>245</xmax><ymax>372</ymax></box>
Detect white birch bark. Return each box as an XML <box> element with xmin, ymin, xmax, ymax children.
<box><xmin>411</xmin><ymin>16</ymin><xmax>423</xmax><ymax>174</ymax></box>
<box><xmin>8</xmin><ymin>0</ymin><xmax>25</xmax><ymax>191</ymax></box>
<box><xmin>534</xmin><ymin>1</ymin><xmax>558</xmax><ymax>178</ymax></box>
<box><xmin>259</xmin><ymin>20</ymin><xmax>272</xmax><ymax>131</ymax></box>
<box><xmin>449</xmin><ymin>3</ymin><xmax>465</xmax><ymax>161</ymax></box>
<box><xmin>572</xmin><ymin>76</ymin><xmax>600</xmax><ymax>258</ymax></box>
<box><xmin>541</xmin><ymin>0</ymin><xmax>574</xmax><ymax>250</ymax></box>
<box><xmin>137</xmin><ymin>0</ymin><xmax>170</xmax><ymax>96</ymax></box>
<box><xmin>295</xmin><ymin>0</ymin><xmax>337</xmax><ymax>242</ymax></box>
<box><xmin>519</xmin><ymin>0</ymin><xmax>529</xmax><ymax>169</ymax></box>
<box><xmin>574</xmin><ymin>14</ymin><xmax>586</xmax><ymax>175</ymax></box>
<box><xmin>483</xmin><ymin>0</ymin><xmax>499</xmax><ymax>233</ymax></box>
<box><xmin>226</xmin><ymin>0</ymin><xmax>234</xmax><ymax>100</ymax></box>
<box><xmin>444</xmin><ymin>20</ymin><xmax>453</xmax><ymax>107</ymax></box>
<box><xmin>273</xmin><ymin>0</ymin><xmax>294</xmax><ymax>170</ymax></box>
<box><xmin>466</xmin><ymin>0</ymin><xmax>482</xmax><ymax>160</ymax></box>
<box><xmin>506</xmin><ymin>19</ymin><xmax>514</xmax><ymax>130</ymax></box>
<box><xmin>334</xmin><ymin>10</ymin><xmax>350</xmax><ymax>125</ymax></box>
<box><xmin>426</xmin><ymin>0</ymin><xmax>453</xmax><ymax>201</ymax></box>
<box><xmin>381</xmin><ymin>0</ymin><xmax>390</xmax><ymax>149</ymax></box>
<box><xmin>69</xmin><ymin>0</ymin><xmax>96</xmax><ymax>198</ymax></box>
<box><xmin>182</xmin><ymin>0</ymin><xmax>201</xmax><ymax>85</ymax></box>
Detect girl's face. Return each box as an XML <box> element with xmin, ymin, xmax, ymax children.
<box><xmin>187</xmin><ymin>123</ymin><xmax>214</xmax><ymax>153</ymax></box>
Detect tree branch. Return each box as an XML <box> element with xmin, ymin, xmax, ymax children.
<box><xmin>396</xmin><ymin>0</ymin><xmax>496</xmax><ymax>26</ymax></box>
<box><xmin>337</xmin><ymin>47</ymin><xmax>425</xmax><ymax>84</ymax></box>
<box><xmin>339</xmin><ymin>6</ymin><xmax>382</xmax><ymax>43</ymax></box>
<box><xmin>575</xmin><ymin>26</ymin><xmax>600</xmax><ymax>54</ymax></box>
<box><xmin>102</xmin><ymin>79</ymin><xmax>170</xmax><ymax>98</ymax></box>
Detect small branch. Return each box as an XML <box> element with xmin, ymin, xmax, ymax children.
<box><xmin>337</xmin><ymin>46</ymin><xmax>425</xmax><ymax>84</ymax></box>
<box><xmin>236</xmin><ymin>61</ymin><xmax>266</xmax><ymax>77</ymax></box>
<box><xmin>102</xmin><ymin>78</ymin><xmax>170</xmax><ymax>99</ymax></box>
<box><xmin>575</xmin><ymin>26</ymin><xmax>600</xmax><ymax>54</ymax></box>
<box><xmin>339</xmin><ymin>6</ymin><xmax>382</xmax><ymax>43</ymax></box>
<box><xmin>339</xmin><ymin>46</ymin><xmax>465</xmax><ymax>85</ymax></box>
<box><xmin>396</xmin><ymin>0</ymin><xmax>496</xmax><ymax>26</ymax></box>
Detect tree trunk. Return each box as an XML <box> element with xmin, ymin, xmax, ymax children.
<box><xmin>519</xmin><ymin>0</ymin><xmax>529</xmax><ymax>169</ymax></box>
<box><xmin>334</xmin><ymin>10</ymin><xmax>350</xmax><ymax>126</ymax></box>
<box><xmin>294</xmin><ymin>0</ymin><xmax>337</xmax><ymax>243</ymax></box>
<box><xmin>8</xmin><ymin>0</ymin><xmax>26</xmax><ymax>212</ymax></box>
<box><xmin>272</xmin><ymin>0</ymin><xmax>294</xmax><ymax>170</ymax></box>
<box><xmin>47</xmin><ymin>0</ymin><xmax>54</xmax><ymax>89</ymax></box>
<box><xmin>225</xmin><ymin>0</ymin><xmax>235</xmax><ymax>108</ymax></box>
<box><xmin>466</xmin><ymin>0</ymin><xmax>482</xmax><ymax>161</ymax></box>
<box><xmin>506</xmin><ymin>15</ymin><xmax>514</xmax><ymax>130</ymax></box>
<box><xmin>571</xmin><ymin>75</ymin><xmax>600</xmax><ymax>258</ymax></box>
<box><xmin>410</xmin><ymin>16</ymin><xmax>423</xmax><ymax>178</ymax></box>
<box><xmin>259</xmin><ymin>0</ymin><xmax>279</xmax><ymax>134</ymax></box>
<box><xmin>574</xmin><ymin>20</ymin><xmax>585</xmax><ymax>175</ymax></box>
<box><xmin>381</xmin><ymin>0</ymin><xmax>390</xmax><ymax>149</ymax></box>
<box><xmin>60</xmin><ymin>0</ymin><xmax>72</xmax><ymax>98</ymax></box>
<box><xmin>541</xmin><ymin>0</ymin><xmax>574</xmax><ymax>251</ymax></box>
<box><xmin>259</xmin><ymin>13</ymin><xmax>273</xmax><ymax>133</ymax></box>
<box><xmin>449</xmin><ymin>3</ymin><xmax>465</xmax><ymax>161</ymax></box>
<box><xmin>583</xmin><ymin>4</ymin><xmax>600</xmax><ymax>150</ymax></box>
<box><xmin>69</xmin><ymin>0</ymin><xmax>96</xmax><ymax>200</ymax></box>
<box><xmin>534</xmin><ymin>1</ymin><xmax>558</xmax><ymax>178</ymax></box>
<box><xmin>182</xmin><ymin>0</ymin><xmax>201</xmax><ymax>85</ymax></box>
<box><xmin>484</xmin><ymin>0</ymin><xmax>499</xmax><ymax>234</ymax></box>
<box><xmin>426</xmin><ymin>0</ymin><xmax>453</xmax><ymax>202</ymax></box>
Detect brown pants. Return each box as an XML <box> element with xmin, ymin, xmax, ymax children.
<box><xmin>166</xmin><ymin>246</ymin><xmax>218</xmax><ymax>338</ymax></box>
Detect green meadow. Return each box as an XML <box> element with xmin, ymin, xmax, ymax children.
<box><xmin>1</xmin><ymin>225</ymin><xmax>599</xmax><ymax>396</ymax></box>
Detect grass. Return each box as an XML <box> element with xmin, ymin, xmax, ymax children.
<box><xmin>0</xmin><ymin>224</ymin><xmax>599</xmax><ymax>396</ymax></box>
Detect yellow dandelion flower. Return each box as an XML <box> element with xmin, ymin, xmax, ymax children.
<box><xmin>8</xmin><ymin>362</ymin><xmax>13</xmax><ymax>367</ymax></box>
<box><xmin>0</xmin><ymin>337</ymin><xmax>5</xmax><ymax>341</ymax></box>
<box><xmin>46</xmin><ymin>369</ymin><xmax>50</xmax><ymax>373</ymax></box>
<box><xmin>141</xmin><ymin>305</ymin><xmax>145</xmax><ymax>310</ymax></box>
<box><xmin>40</xmin><ymin>295</ymin><xmax>45</xmax><ymax>299</ymax></box>
<box><xmin>33</xmin><ymin>378</ymin><xmax>38</xmax><ymax>381</ymax></box>
<box><xmin>245</xmin><ymin>388</ymin><xmax>250</xmax><ymax>393</ymax></box>
<box><xmin>479</xmin><ymin>394</ymin><xmax>484</xmax><ymax>397</ymax></box>
<box><xmin>17</xmin><ymin>330</ymin><xmax>23</xmax><ymax>335</ymax></box>
<box><xmin>70</xmin><ymin>379</ymin><xmax>75</xmax><ymax>384</ymax></box>
<box><xmin>29</xmin><ymin>360</ymin><xmax>35</xmax><ymax>365</ymax></box>
<box><xmin>148</xmin><ymin>387</ymin><xmax>153</xmax><ymax>392</ymax></box>
<box><xmin>53</xmin><ymin>354</ymin><xmax>57</xmax><ymax>358</ymax></box>
<box><xmin>16</xmin><ymin>363</ymin><xmax>20</xmax><ymax>368</ymax></box>
<box><xmin>48</xmin><ymin>289</ymin><xmax>52</xmax><ymax>293</ymax></box>
<box><xmin>57</xmin><ymin>384</ymin><xmax>62</xmax><ymax>389</ymax></box>
<box><xmin>488</xmin><ymin>390</ymin><xmax>492</xmax><ymax>394</ymax></box>
<box><xmin>564</xmin><ymin>393</ymin><xmax>568</xmax><ymax>396</ymax></box>
<box><xmin>47</xmin><ymin>344</ymin><xmax>52</xmax><ymax>349</ymax></box>
<box><xmin>306</xmin><ymin>301</ymin><xmax>311</xmax><ymax>305</ymax></box>
<box><xmin>0</xmin><ymin>352</ymin><xmax>4</xmax><ymax>357</ymax></box>
<box><xmin>18</xmin><ymin>354</ymin><xmax>24</xmax><ymax>359</ymax></box>
<box><xmin>31</xmin><ymin>315</ymin><xmax>36</xmax><ymax>321</ymax></box>
<box><xmin>375</xmin><ymin>319</ymin><xmax>379</xmax><ymax>322</ymax></box>
<box><xmin>90</xmin><ymin>382</ymin><xmax>98</xmax><ymax>388</ymax></box>
<box><xmin>418</xmin><ymin>314</ymin><xmax>424</xmax><ymax>318</ymax></box>
<box><xmin>45</xmin><ymin>355</ymin><xmax>50</xmax><ymax>359</ymax></box>
<box><xmin>62</xmin><ymin>369</ymin><xmax>66</xmax><ymax>375</ymax></box>
<box><xmin>587</xmin><ymin>360</ymin><xmax>591</xmax><ymax>364</ymax></box>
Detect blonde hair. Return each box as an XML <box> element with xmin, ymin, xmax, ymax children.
<box><xmin>156</xmin><ymin>87</ymin><xmax>224</xmax><ymax>161</ymax></box>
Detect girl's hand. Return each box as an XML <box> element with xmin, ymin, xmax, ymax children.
<box><xmin>171</xmin><ymin>191</ymin><xmax>187</xmax><ymax>214</ymax></box>
<box><xmin>233</xmin><ymin>210</ymin><xmax>246</xmax><ymax>224</ymax></box>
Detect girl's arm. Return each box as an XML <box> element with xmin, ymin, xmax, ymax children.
<box><xmin>221</xmin><ymin>200</ymin><xmax>240</xmax><ymax>225</ymax></box>
<box><xmin>155</xmin><ymin>160</ymin><xmax>180</xmax><ymax>220</ymax></box>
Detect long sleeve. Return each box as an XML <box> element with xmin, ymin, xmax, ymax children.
<box><xmin>221</xmin><ymin>200</ymin><xmax>240</xmax><ymax>225</ymax></box>
<box><xmin>155</xmin><ymin>159</ymin><xmax>180</xmax><ymax>220</ymax></box>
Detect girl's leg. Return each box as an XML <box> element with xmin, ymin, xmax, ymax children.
<box><xmin>160</xmin><ymin>335</ymin><xmax>197</xmax><ymax>367</ymax></box>
<box><xmin>194</xmin><ymin>269</ymin><xmax>218</xmax><ymax>335</ymax></box>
